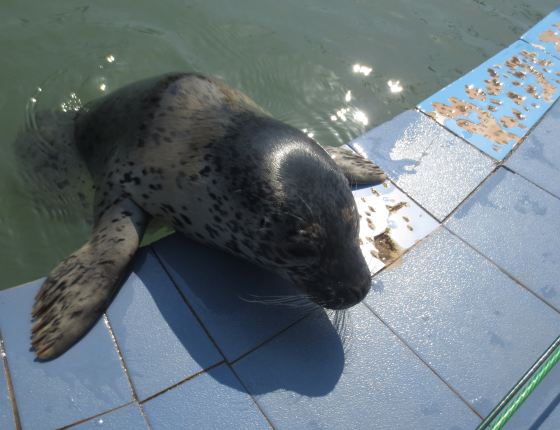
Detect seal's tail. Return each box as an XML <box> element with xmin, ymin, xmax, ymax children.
<box><xmin>31</xmin><ymin>198</ymin><xmax>148</xmax><ymax>360</ymax></box>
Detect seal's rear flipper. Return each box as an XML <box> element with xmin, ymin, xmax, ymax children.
<box><xmin>324</xmin><ymin>146</ymin><xmax>387</xmax><ymax>186</ymax></box>
<box><xmin>31</xmin><ymin>198</ymin><xmax>148</xmax><ymax>360</ymax></box>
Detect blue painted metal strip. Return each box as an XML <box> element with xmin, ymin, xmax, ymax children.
<box><xmin>418</xmin><ymin>40</ymin><xmax>560</xmax><ymax>160</ymax></box>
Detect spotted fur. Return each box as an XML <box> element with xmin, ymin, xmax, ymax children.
<box><xmin>30</xmin><ymin>73</ymin><xmax>385</xmax><ymax>360</ymax></box>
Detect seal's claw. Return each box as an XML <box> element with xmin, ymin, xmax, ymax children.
<box><xmin>324</xmin><ymin>146</ymin><xmax>387</xmax><ymax>186</ymax></box>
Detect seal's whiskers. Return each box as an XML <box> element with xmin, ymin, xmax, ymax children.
<box><xmin>239</xmin><ymin>293</ymin><xmax>318</xmax><ymax>311</ymax></box>
<box><xmin>328</xmin><ymin>308</ymin><xmax>354</xmax><ymax>355</ymax></box>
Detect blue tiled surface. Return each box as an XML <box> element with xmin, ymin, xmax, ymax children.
<box><xmin>418</xmin><ymin>40</ymin><xmax>560</xmax><ymax>160</ymax></box>
<box><xmin>521</xmin><ymin>8</ymin><xmax>560</xmax><ymax>59</ymax></box>
<box><xmin>107</xmin><ymin>249</ymin><xmax>222</xmax><ymax>401</ymax></box>
<box><xmin>143</xmin><ymin>364</ymin><xmax>270</xmax><ymax>429</ymax></box>
<box><xmin>350</xmin><ymin>109</ymin><xmax>495</xmax><ymax>220</ymax></box>
<box><xmin>3</xmin><ymin>10</ymin><xmax>560</xmax><ymax>430</ymax></box>
<box><xmin>446</xmin><ymin>168</ymin><xmax>560</xmax><ymax>311</ymax></box>
<box><xmin>367</xmin><ymin>227</ymin><xmax>560</xmax><ymax>416</ymax></box>
<box><xmin>505</xmin><ymin>357</ymin><xmax>560</xmax><ymax>430</ymax></box>
<box><xmin>234</xmin><ymin>303</ymin><xmax>480</xmax><ymax>429</ymax></box>
<box><xmin>0</xmin><ymin>347</ymin><xmax>15</xmax><ymax>430</ymax></box>
<box><xmin>71</xmin><ymin>404</ymin><xmax>148</xmax><ymax>430</ymax></box>
<box><xmin>0</xmin><ymin>281</ymin><xmax>132</xmax><ymax>430</ymax></box>
<box><xmin>152</xmin><ymin>234</ymin><xmax>310</xmax><ymax>362</ymax></box>
<box><xmin>507</xmin><ymin>100</ymin><xmax>560</xmax><ymax>198</ymax></box>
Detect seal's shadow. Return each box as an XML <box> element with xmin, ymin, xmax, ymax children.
<box><xmin>131</xmin><ymin>236</ymin><xmax>346</xmax><ymax>398</ymax></box>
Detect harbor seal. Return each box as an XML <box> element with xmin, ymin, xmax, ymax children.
<box><xmin>28</xmin><ymin>73</ymin><xmax>386</xmax><ymax>360</ymax></box>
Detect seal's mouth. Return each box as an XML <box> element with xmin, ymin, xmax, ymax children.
<box><xmin>304</xmin><ymin>279</ymin><xmax>371</xmax><ymax>311</ymax></box>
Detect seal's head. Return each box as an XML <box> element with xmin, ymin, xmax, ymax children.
<box><xmin>236</xmin><ymin>123</ymin><xmax>372</xmax><ymax>310</ymax></box>
<box><xmin>272</xmin><ymin>147</ymin><xmax>371</xmax><ymax>310</ymax></box>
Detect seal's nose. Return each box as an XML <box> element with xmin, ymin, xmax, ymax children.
<box><xmin>323</xmin><ymin>280</ymin><xmax>371</xmax><ymax>310</ymax></box>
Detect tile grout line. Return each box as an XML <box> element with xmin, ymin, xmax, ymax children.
<box><xmin>139</xmin><ymin>361</ymin><xmax>225</xmax><ymax>404</ymax></box>
<box><xmin>149</xmin><ymin>246</ymin><xmax>229</xmax><ymax>359</ymax></box>
<box><xmin>349</xmin><ymin>134</ymin><xmax>450</xmax><ymax>290</ymax></box>
<box><xmin>0</xmin><ymin>330</ymin><xmax>21</xmax><ymax>430</ymax></box>
<box><xmin>414</xmin><ymin>108</ymin><xmax>500</xmax><ymax>162</ymax></box>
<box><xmin>443</xmin><ymin>226</ymin><xmax>560</xmax><ymax>314</ymax></box>
<box><xmin>56</xmin><ymin>401</ymin><xmax>135</xmax><ymax>430</ymax></box>
<box><xmin>351</xmin><ymin>173</ymin><xmax>443</xmax><ymax>223</ymax></box>
<box><xmin>333</xmin><ymin>145</ymin><xmax>450</xmax><ymax>275</ymax></box>
<box><xmin>360</xmin><ymin>302</ymin><xmax>484</xmax><ymax>420</ymax></box>
<box><xmin>371</xmin><ymin>177</ymin><xmax>443</xmax><ymax>223</ymax></box>
<box><xmin>440</xmin><ymin>164</ymin><xmax>501</xmax><ymax>224</ymax></box>
<box><xmin>498</xmin><ymin>92</ymin><xmax>560</xmax><ymax>166</ymax></box>
<box><xmin>524</xmin><ymin>38</ymin><xmax>560</xmax><ymax>63</ymax></box>
<box><xmin>357</xmin><ymin>97</ymin><xmax>557</xmax><ymax>227</ymax></box>
<box><xmin>434</xmin><ymin>157</ymin><xmax>560</xmax><ymax>313</ymax></box>
<box><xmin>360</xmin><ymin>21</ymin><xmax>559</xmax><ymax>426</ymax></box>
<box><xmin>226</xmin><ymin>363</ymin><xmax>277</xmax><ymax>430</ymax></box>
<box><xmin>417</xmin><ymin>104</ymin><xmax>541</xmax><ymax>166</ymax></box>
<box><xmin>501</xmin><ymin>165</ymin><xmax>560</xmax><ymax>201</ymax></box>
<box><xmin>150</xmin><ymin>246</ymin><xmax>311</xmax><ymax>364</ymax></box>
<box><xmin>349</xmin><ymin>122</ymin><xmax>493</xmax><ymax>224</ymax></box>
<box><xmin>103</xmin><ymin>315</ymin><xmax>153</xmax><ymax>430</ymax></box>
<box><xmin>149</xmin><ymin>246</ymin><xmax>280</xmax><ymax>429</ymax></box>
<box><xmin>228</xmin><ymin>312</ymin><xmax>313</xmax><ymax>366</ymax></box>
<box><xmin>438</xmin><ymin>163</ymin><xmax>559</xmax><ymax>307</ymax></box>
<box><xmin>368</xmin><ymin>224</ymin><xmax>445</xmax><ymax>280</ymax></box>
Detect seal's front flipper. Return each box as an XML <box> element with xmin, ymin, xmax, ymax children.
<box><xmin>324</xmin><ymin>146</ymin><xmax>386</xmax><ymax>186</ymax></box>
<box><xmin>31</xmin><ymin>198</ymin><xmax>148</xmax><ymax>360</ymax></box>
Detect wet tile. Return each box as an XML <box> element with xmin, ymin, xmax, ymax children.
<box><xmin>418</xmin><ymin>40</ymin><xmax>560</xmax><ymax>160</ymax></box>
<box><xmin>505</xmin><ymin>355</ymin><xmax>560</xmax><ymax>430</ymax></box>
<box><xmin>152</xmin><ymin>234</ymin><xmax>310</xmax><ymax>362</ymax></box>
<box><xmin>353</xmin><ymin>182</ymin><xmax>439</xmax><ymax>273</ymax></box>
<box><xmin>521</xmin><ymin>8</ymin><xmax>560</xmax><ymax>60</ymax></box>
<box><xmin>446</xmin><ymin>168</ymin><xmax>560</xmax><ymax>310</ymax></box>
<box><xmin>107</xmin><ymin>249</ymin><xmax>222</xmax><ymax>401</ymax></box>
<box><xmin>71</xmin><ymin>404</ymin><xmax>147</xmax><ymax>429</ymax></box>
<box><xmin>0</xmin><ymin>346</ymin><xmax>15</xmax><ymax>430</ymax></box>
<box><xmin>350</xmin><ymin>110</ymin><xmax>495</xmax><ymax>220</ymax></box>
<box><xmin>234</xmin><ymin>304</ymin><xmax>480</xmax><ymax>429</ymax></box>
<box><xmin>143</xmin><ymin>364</ymin><xmax>269</xmax><ymax>429</ymax></box>
<box><xmin>507</xmin><ymin>100</ymin><xmax>560</xmax><ymax>197</ymax></box>
<box><xmin>368</xmin><ymin>227</ymin><xmax>560</xmax><ymax>416</ymax></box>
<box><xmin>0</xmin><ymin>281</ymin><xmax>132</xmax><ymax>430</ymax></box>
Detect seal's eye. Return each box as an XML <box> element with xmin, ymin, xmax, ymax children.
<box><xmin>285</xmin><ymin>227</ymin><xmax>321</xmax><ymax>260</ymax></box>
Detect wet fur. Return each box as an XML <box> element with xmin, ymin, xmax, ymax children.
<box><xmin>27</xmin><ymin>73</ymin><xmax>385</xmax><ymax>360</ymax></box>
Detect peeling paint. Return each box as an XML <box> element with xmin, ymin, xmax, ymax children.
<box><xmin>355</xmin><ymin>185</ymin><xmax>437</xmax><ymax>274</ymax></box>
<box><xmin>484</xmin><ymin>77</ymin><xmax>503</xmax><ymax>96</ymax></box>
<box><xmin>420</xmin><ymin>41</ymin><xmax>560</xmax><ymax>159</ymax></box>
<box><xmin>512</xmin><ymin>109</ymin><xmax>525</xmax><ymax>120</ymax></box>
<box><xmin>526</xmin><ymin>84</ymin><xmax>539</xmax><ymax>98</ymax></box>
<box><xmin>373</xmin><ymin>229</ymin><xmax>402</xmax><ymax>263</ymax></box>
<box><xmin>507</xmin><ymin>91</ymin><xmax>525</xmax><ymax>105</ymax></box>
<box><xmin>517</xmin><ymin>51</ymin><xmax>557</xmax><ymax>101</ymax></box>
<box><xmin>465</xmin><ymin>85</ymin><xmax>486</xmax><ymax>101</ymax></box>
<box><xmin>538</xmin><ymin>26</ymin><xmax>560</xmax><ymax>53</ymax></box>
<box><xmin>431</xmin><ymin>97</ymin><xmax>517</xmax><ymax>146</ymax></box>
<box><xmin>500</xmin><ymin>115</ymin><xmax>519</xmax><ymax>129</ymax></box>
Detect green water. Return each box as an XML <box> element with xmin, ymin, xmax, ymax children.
<box><xmin>0</xmin><ymin>0</ymin><xmax>556</xmax><ymax>289</ymax></box>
